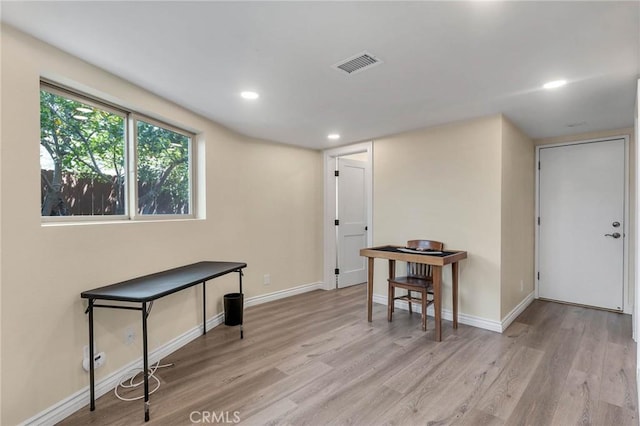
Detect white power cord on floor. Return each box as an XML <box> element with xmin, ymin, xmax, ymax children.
<box><xmin>114</xmin><ymin>360</ymin><xmax>174</xmax><ymax>402</ymax></box>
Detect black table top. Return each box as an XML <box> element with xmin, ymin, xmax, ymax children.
<box><xmin>81</xmin><ymin>261</ymin><xmax>247</xmax><ymax>303</ymax></box>
<box><xmin>373</xmin><ymin>246</ymin><xmax>458</xmax><ymax>257</ymax></box>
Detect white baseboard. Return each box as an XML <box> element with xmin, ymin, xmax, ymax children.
<box><xmin>637</xmin><ymin>368</ymin><xmax>640</xmax><ymax>419</ymax></box>
<box><xmin>372</xmin><ymin>294</ymin><xmax>502</xmax><ymax>333</ymax></box>
<box><xmin>20</xmin><ymin>281</ymin><xmax>324</xmax><ymax>426</ymax></box>
<box><xmin>244</xmin><ymin>281</ymin><xmax>324</xmax><ymax>308</ymax></box>
<box><xmin>500</xmin><ymin>291</ymin><xmax>535</xmax><ymax>332</ymax></box>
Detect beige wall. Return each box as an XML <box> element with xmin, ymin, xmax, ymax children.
<box><xmin>373</xmin><ymin>115</ymin><xmax>503</xmax><ymax>321</ymax></box>
<box><xmin>341</xmin><ymin>152</ymin><xmax>368</xmax><ymax>162</ymax></box>
<box><xmin>1</xmin><ymin>25</ymin><xmax>323</xmax><ymax>425</ymax></box>
<box><xmin>535</xmin><ymin>127</ymin><xmax>636</xmax><ymax>313</ymax></box>
<box><xmin>500</xmin><ymin>117</ymin><xmax>535</xmax><ymax>317</ymax></box>
<box><xmin>635</xmin><ymin>80</ymin><xmax>639</xmax><ymax>379</ymax></box>
<box><xmin>0</xmin><ymin>25</ymin><xmax>3</xmax><ymax>424</ymax></box>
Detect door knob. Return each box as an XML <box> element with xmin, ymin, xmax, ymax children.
<box><xmin>605</xmin><ymin>232</ymin><xmax>621</xmax><ymax>239</ymax></box>
<box><xmin>612</xmin><ymin>221</ymin><xmax>620</xmax><ymax>228</ymax></box>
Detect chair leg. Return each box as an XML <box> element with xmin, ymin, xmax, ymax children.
<box><xmin>407</xmin><ymin>291</ymin><xmax>412</xmax><ymax>314</ymax></box>
<box><xmin>421</xmin><ymin>291</ymin><xmax>427</xmax><ymax>331</ymax></box>
<box><xmin>391</xmin><ymin>287</ymin><xmax>395</xmax><ymax>313</ymax></box>
<box><xmin>388</xmin><ymin>284</ymin><xmax>393</xmax><ymax>322</ymax></box>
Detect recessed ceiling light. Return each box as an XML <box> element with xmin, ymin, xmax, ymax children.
<box><xmin>76</xmin><ymin>107</ymin><xmax>93</xmax><ymax>113</ymax></box>
<box><xmin>328</xmin><ymin>134</ymin><xmax>340</xmax><ymax>140</ymax></box>
<box><xmin>73</xmin><ymin>115</ymin><xmax>88</xmax><ymax>121</ymax></box>
<box><xmin>543</xmin><ymin>80</ymin><xmax>567</xmax><ymax>89</ymax></box>
<box><xmin>240</xmin><ymin>91</ymin><xmax>259</xmax><ymax>100</ymax></box>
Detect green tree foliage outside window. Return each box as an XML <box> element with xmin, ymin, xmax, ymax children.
<box><xmin>40</xmin><ymin>90</ymin><xmax>126</xmax><ymax>216</ymax></box>
<box><xmin>137</xmin><ymin>121</ymin><xmax>190</xmax><ymax>215</ymax></box>
<box><xmin>40</xmin><ymin>88</ymin><xmax>192</xmax><ymax>218</ymax></box>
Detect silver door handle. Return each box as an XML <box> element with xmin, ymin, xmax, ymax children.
<box><xmin>605</xmin><ymin>232</ymin><xmax>621</xmax><ymax>239</ymax></box>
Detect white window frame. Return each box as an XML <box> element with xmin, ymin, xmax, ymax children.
<box><xmin>40</xmin><ymin>80</ymin><xmax>197</xmax><ymax>223</ymax></box>
<box><xmin>130</xmin><ymin>114</ymin><xmax>196</xmax><ymax>220</ymax></box>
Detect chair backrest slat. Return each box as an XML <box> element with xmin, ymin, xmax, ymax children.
<box><xmin>405</xmin><ymin>239</ymin><xmax>443</xmax><ymax>279</ymax></box>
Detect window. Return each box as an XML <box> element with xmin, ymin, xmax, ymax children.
<box><xmin>40</xmin><ymin>82</ymin><xmax>195</xmax><ymax>221</ymax></box>
<box><xmin>40</xmin><ymin>88</ymin><xmax>127</xmax><ymax>217</ymax></box>
<box><xmin>135</xmin><ymin>119</ymin><xmax>192</xmax><ymax>215</ymax></box>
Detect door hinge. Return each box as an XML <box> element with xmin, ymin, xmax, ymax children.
<box><xmin>538</xmin><ymin>161</ymin><xmax>541</xmax><ymax>170</ymax></box>
<box><xmin>335</xmin><ymin>219</ymin><xmax>339</xmax><ymax>226</ymax></box>
<box><xmin>335</xmin><ymin>268</ymin><xmax>340</xmax><ymax>275</ymax></box>
<box><xmin>334</xmin><ymin>170</ymin><xmax>339</xmax><ymax>177</ymax></box>
<box><xmin>537</xmin><ymin>272</ymin><xmax>540</xmax><ymax>280</ymax></box>
<box><xmin>537</xmin><ymin>217</ymin><xmax>540</xmax><ymax>225</ymax></box>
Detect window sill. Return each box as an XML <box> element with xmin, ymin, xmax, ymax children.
<box><xmin>41</xmin><ymin>217</ymin><xmax>204</xmax><ymax>227</ymax></box>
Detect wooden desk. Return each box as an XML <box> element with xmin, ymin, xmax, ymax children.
<box><xmin>81</xmin><ymin>261</ymin><xmax>247</xmax><ymax>422</ymax></box>
<box><xmin>359</xmin><ymin>246</ymin><xmax>467</xmax><ymax>341</ymax></box>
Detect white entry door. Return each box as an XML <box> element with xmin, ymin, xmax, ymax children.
<box><xmin>336</xmin><ymin>158</ymin><xmax>368</xmax><ymax>288</ymax></box>
<box><xmin>538</xmin><ymin>138</ymin><xmax>625</xmax><ymax>311</ymax></box>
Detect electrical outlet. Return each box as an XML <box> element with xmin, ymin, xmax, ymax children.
<box><xmin>82</xmin><ymin>352</ymin><xmax>106</xmax><ymax>372</ymax></box>
<box><xmin>520</xmin><ymin>279</ymin><xmax>524</xmax><ymax>292</ymax></box>
<box><xmin>264</xmin><ymin>274</ymin><xmax>271</xmax><ymax>286</ymax></box>
<box><xmin>125</xmin><ymin>327</ymin><xmax>136</xmax><ymax>345</ymax></box>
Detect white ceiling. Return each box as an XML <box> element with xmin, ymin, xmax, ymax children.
<box><xmin>2</xmin><ymin>1</ymin><xmax>638</xmax><ymax>150</ymax></box>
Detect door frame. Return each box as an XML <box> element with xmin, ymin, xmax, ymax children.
<box><xmin>534</xmin><ymin>135</ymin><xmax>631</xmax><ymax>313</ymax></box>
<box><xmin>323</xmin><ymin>141</ymin><xmax>373</xmax><ymax>290</ymax></box>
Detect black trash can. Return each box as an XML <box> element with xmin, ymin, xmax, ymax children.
<box><xmin>224</xmin><ymin>293</ymin><xmax>243</xmax><ymax>326</ymax></box>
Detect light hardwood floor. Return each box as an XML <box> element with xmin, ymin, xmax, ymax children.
<box><xmin>61</xmin><ymin>284</ymin><xmax>638</xmax><ymax>426</ymax></box>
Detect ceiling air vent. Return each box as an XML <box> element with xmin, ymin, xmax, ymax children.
<box><xmin>332</xmin><ymin>51</ymin><xmax>382</xmax><ymax>75</ymax></box>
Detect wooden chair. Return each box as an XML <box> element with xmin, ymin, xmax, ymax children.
<box><xmin>388</xmin><ymin>240</ymin><xmax>444</xmax><ymax>331</ymax></box>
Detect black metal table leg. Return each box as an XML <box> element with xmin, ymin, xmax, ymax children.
<box><xmin>142</xmin><ymin>301</ymin><xmax>150</xmax><ymax>422</ymax></box>
<box><xmin>88</xmin><ymin>299</ymin><xmax>95</xmax><ymax>411</ymax></box>
<box><xmin>239</xmin><ymin>270</ymin><xmax>244</xmax><ymax>339</ymax></box>
<box><xmin>202</xmin><ymin>281</ymin><xmax>207</xmax><ymax>335</ymax></box>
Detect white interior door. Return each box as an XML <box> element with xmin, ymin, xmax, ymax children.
<box><xmin>538</xmin><ymin>139</ymin><xmax>625</xmax><ymax>311</ymax></box>
<box><xmin>336</xmin><ymin>157</ymin><xmax>368</xmax><ymax>288</ymax></box>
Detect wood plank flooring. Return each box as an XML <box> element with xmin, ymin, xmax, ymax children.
<box><xmin>60</xmin><ymin>284</ymin><xmax>638</xmax><ymax>426</ymax></box>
